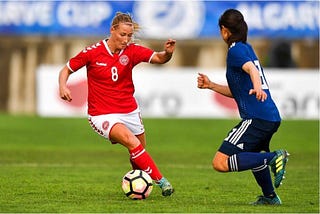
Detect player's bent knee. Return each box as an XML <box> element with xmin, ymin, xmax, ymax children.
<box><xmin>212</xmin><ymin>151</ymin><xmax>230</xmax><ymax>172</ymax></box>
<box><xmin>212</xmin><ymin>157</ymin><xmax>229</xmax><ymax>172</ymax></box>
<box><xmin>212</xmin><ymin>161</ymin><xmax>224</xmax><ymax>172</ymax></box>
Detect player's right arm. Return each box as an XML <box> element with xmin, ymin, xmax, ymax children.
<box><xmin>197</xmin><ymin>73</ymin><xmax>233</xmax><ymax>98</ymax></box>
<box><xmin>242</xmin><ymin>61</ymin><xmax>267</xmax><ymax>102</ymax></box>
<box><xmin>58</xmin><ymin>65</ymin><xmax>73</xmax><ymax>102</ymax></box>
<box><xmin>58</xmin><ymin>43</ymin><xmax>90</xmax><ymax>102</ymax></box>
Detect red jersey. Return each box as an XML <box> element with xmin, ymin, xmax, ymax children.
<box><xmin>67</xmin><ymin>40</ymin><xmax>154</xmax><ymax>116</ymax></box>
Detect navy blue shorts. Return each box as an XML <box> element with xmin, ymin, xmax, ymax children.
<box><xmin>218</xmin><ymin>118</ymin><xmax>280</xmax><ymax>156</ymax></box>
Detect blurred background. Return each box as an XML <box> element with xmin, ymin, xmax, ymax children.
<box><xmin>0</xmin><ymin>0</ymin><xmax>319</xmax><ymax>119</ymax></box>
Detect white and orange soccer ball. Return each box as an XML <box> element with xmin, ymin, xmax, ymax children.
<box><xmin>122</xmin><ymin>169</ymin><xmax>153</xmax><ymax>199</ymax></box>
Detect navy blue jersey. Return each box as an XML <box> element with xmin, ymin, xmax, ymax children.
<box><xmin>226</xmin><ymin>42</ymin><xmax>281</xmax><ymax>122</ymax></box>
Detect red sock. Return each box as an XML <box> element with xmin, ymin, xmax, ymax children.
<box><xmin>129</xmin><ymin>144</ymin><xmax>163</xmax><ymax>181</ymax></box>
<box><xmin>130</xmin><ymin>158</ymin><xmax>139</xmax><ymax>170</ymax></box>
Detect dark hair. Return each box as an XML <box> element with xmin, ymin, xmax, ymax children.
<box><xmin>218</xmin><ymin>9</ymin><xmax>248</xmax><ymax>46</ymax></box>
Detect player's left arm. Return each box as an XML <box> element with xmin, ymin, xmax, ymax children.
<box><xmin>150</xmin><ymin>39</ymin><xmax>176</xmax><ymax>64</ymax></box>
<box><xmin>242</xmin><ymin>61</ymin><xmax>267</xmax><ymax>102</ymax></box>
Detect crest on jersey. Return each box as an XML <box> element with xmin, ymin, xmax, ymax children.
<box><xmin>119</xmin><ymin>55</ymin><xmax>129</xmax><ymax>66</ymax></box>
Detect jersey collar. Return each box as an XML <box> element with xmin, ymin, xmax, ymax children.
<box><xmin>103</xmin><ymin>39</ymin><xmax>125</xmax><ymax>56</ymax></box>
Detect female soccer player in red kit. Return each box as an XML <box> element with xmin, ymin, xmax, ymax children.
<box><xmin>58</xmin><ymin>12</ymin><xmax>175</xmax><ymax>196</ymax></box>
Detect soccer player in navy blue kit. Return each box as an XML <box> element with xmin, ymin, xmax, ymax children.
<box><xmin>197</xmin><ymin>9</ymin><xmax>289</xmax><ymax>205</ymax></box>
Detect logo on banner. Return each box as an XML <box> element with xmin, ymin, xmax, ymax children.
<box><xmin>213</xmin><ymin>92</ymin><xmax>238</xmax><ymax>111</ymax></box>
<box><xmin>58</xmin><ymin>80</ymin><xmax>87</xmax><ymax>108</ymax></box>
<box><xmin>133</xmin><ymin>1</ymin><xmax>205</xmax><ymax>39</ymax></box>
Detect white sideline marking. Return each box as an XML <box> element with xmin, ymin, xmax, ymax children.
<box><xmin>0</xmin><ymin>163</ymin><xmax>211</xmax><ymax>169</ymax></box>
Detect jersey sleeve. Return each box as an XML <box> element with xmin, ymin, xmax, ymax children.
<box><xmin>131</xmin><ymin>44</ymin><xmax>154</xmax><ymax>66</ymax></box>
<box><xmin>228</xmin><ymin>43</ymin><xmax>251</xmax><ymax>68</ymax></box>
<box><xmin>67</xmin><ymin>49</ymin><xmax>90</xmax><ymax>72</ymax></box>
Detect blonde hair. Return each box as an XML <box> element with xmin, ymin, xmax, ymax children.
<box><xmin>111</xmin><ymin>12</ymin><xmax>140</xmax><ymax>32</ymax></box>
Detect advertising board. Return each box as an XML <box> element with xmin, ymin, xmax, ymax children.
<box><xmin>1</xmin><ymin>1</ymin><xmax>318</xmax><ymax>38</ymax></box>
<box><xmin>36</xmin><ymin>66</ymin><xmax>319</xmax><ymax>119</ymax></box>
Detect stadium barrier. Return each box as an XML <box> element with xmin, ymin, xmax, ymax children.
<box><xmin>36</xmin><ymin>66</ymin><xmax>319</xmax><ymax>119</ymax></box>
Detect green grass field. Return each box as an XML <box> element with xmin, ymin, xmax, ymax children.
<box><xmin>0</xmin><ymin>114</ymin><xmax>318</xmax><ymax>213</ymax></box>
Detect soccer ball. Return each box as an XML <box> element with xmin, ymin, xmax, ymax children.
<box><xmin>122</xmin><ymin>169</ymin><xmax>153</xmax><ymax>199</ymax></box>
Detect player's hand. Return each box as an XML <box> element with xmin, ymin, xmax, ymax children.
<box><xmin>59</xmin><ymin>86</ymin><xmax>72</xmax><ymax>102</ymax></box>
<box><xmin>249</xmin><ymin>88</ymin><xmax>267</xmax><ymax>102</ymax></box>
<box><xmin>164</xmin><ymin>39</ymin><xmax>176</xmax><ymax>54</ymax></box>
<box><xmin>197</xmin><ymin>73</ymin><xmax>211</xmax><ymax>89</ymax></box>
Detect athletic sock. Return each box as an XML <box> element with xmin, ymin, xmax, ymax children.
<box><xmin>228</xmin><ymin>152</ymin><xmax>275</xmax><ymax>172</ymax></box>
<box><xmin>129</xmin><ymin>144</ymin><xmax>163</xmax><ymax>181</ymax></box>
<box><xmin>129</xmin><ymin>158</ymin><xmax>139</xmax><ymax>170</ymax></box>
<box><xmin>252</xmin><ymin>165</ymin><xmax>275</xmax><ymax>197</ymax></box>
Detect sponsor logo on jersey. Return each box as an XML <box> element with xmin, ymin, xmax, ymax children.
<box><xmin>96</xmin><ymin>62</ymin><xmax>107</xmax><ymax>66</ymax></box>
<box><xmin>119</xmin><ymin>55</ymin><xmax>129</xmax><ymax>66</ymax></box>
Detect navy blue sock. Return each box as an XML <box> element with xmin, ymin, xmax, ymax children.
<box><xmin>252</xmin><ymin>165</ymin><xmax>275</xmax><ymax>197</ymax></box>
<box><xmin>228</xmin><ymin>152</ymin><xmax>275</xmax><ymax>172</ymax></box>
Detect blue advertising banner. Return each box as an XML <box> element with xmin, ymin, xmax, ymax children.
<box><xmin>0</xmin><ymin>1</ymin><xmax>318</xmax><ymax>39</ymax></box>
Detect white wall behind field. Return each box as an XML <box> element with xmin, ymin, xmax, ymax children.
<box><xmin>36</xmin><ymin>66</ymin><xmax>319</xmax><ymax>119</ymax></box>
